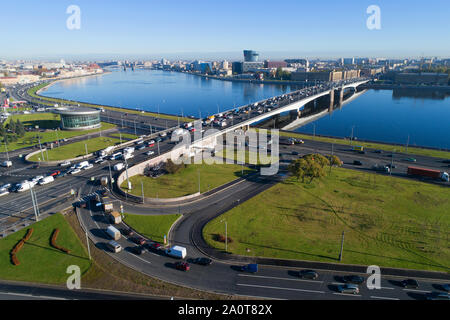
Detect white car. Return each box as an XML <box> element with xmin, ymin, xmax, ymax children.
<box><xmin>60</xmin><ymin>161</ymin><xmax>71</xmax><ymax>167</ymax></box>
<box><xmin>32</xmin><ymin>175</ymin><xmax>44</xmax><ymax>183</ymax></box>
<box><xmin>83</xmin><ymin>164</ymin><xmax>94</xmax><ymax>170</ymax></box>
<box><xmin>70</xmin><ymin>168</ymin><xmax>81</xmax><ymax>174</ymax></box>
<box><xmin>145</xmin><ymin>150</ymin><xmax>155</xmax><ymax>156</ymax></box>
<box><xmin>0</xmin><ymin>188</ymin><xmax>9</xmax><ymax>196</ymax></box>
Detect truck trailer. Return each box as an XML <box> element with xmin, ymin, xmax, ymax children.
<box><xmin>106</xmin><ymin>225</ymin><xmax>121</xmax><ymax>240</ymax></box>
<box><xmin>407</xmin><ymin>166</ymin><xmax>449</xmax><ymax>182</ymax></box>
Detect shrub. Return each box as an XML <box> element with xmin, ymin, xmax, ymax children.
<box><xmin>213</xmin><ymin>234</ymin><xmax>233</xmax><ymax>243</ymax></box>
<box><xmin>50</xmin><ymin>228</ymin><xmax>71</xmax><ymax>254</ymax></box>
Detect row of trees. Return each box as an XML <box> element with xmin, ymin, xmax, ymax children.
<box><xmin>0</xmin><ymin>119</ymin><xmax>26</xmax><ymax>144</ymax></box>
<box><xmin>288</xmin><ymin>153</ymin><xmax>342</xmax><ymax>183</ymax></box>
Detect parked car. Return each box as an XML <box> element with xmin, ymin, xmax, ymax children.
<box><xmin>175</xmin><ymin>261</ymin><xmax>190</xmax><ymax>271</ymax></box>
<box><xmin>147</xmin><ymin>242</ymin><xmax>162</xmax><ymax>251</ymax></box>
<box><xmin>401</xmin><ymin>279</ymin><xmax>419</xmax><ymax>289</ymax></box>
<box><xmin>343</xmin><ymin>275</ymin><xmax>365</xmax><ymax>284</ymax></box>
<box><xmin>60</xmin><ymin>160</ymin><xmax>71</xmax><ymax>167</ymax></box>
<box><xmin>337</xmin><ymin>284</ymin><xmax>360</xmax><ymax>294</ymax></box>
<box><xmin>130</xmin><ymin>246</ymin><xmax>144</xmax><ymax>255</ymax></box>
<box><xmin>120</xmin><ymin>228</ymin><xmax>134</xmax><ymax>237</ymax></box>
<box><xmin>50</xmin><ymin>170</ymin><xmax>60</xmax><ymax>177</ymax></box>
<box><xmin>130</xmin><ymin>236</ymin><xmax>146</xmax><ymax>245</ymax></box>
<box><xmin>298</xmin><ymin>270</ymin><xmax>319</xmax><ymax>280</ymax></box>
<box><xmin>192</xmin><ymin>257</ymin><xmax>212</xmax><ymax>266</ymax></box>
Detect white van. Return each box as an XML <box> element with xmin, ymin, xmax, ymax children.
<box><xmin>38</xmin><ymin>176</ymin><xmax>54</xmax><ymax>185</ymax></box>
<box><xmin>113</xmin><ymin>163</ymin><xmax>124</xmax><ymax>171</ymax></box>
<box><xmin>165</xmin><ymin>245</ymin><xmax>187</xmax><ymax>259</ymax></box>
<box><xmin>106</xmin><ymin>240</ymin><xmax>122</xmax><ymax>253</ymax></box>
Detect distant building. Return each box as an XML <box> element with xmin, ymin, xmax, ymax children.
<box><xmin>242</xmin><ymin>61</ymin><xmax>265</xmax><ymax>73</ymax></box>
<box><xmin>291</xmin><ymin>71</ymin><xmax>343</xmax><ymax>82</ymax></box>
<box><xmin>343</xmin><ymin>58</ymin><xmax>355</xmax><ymax>65</ymax></box>
<box><xmin>243</xmin><ymin>50</ymin><xmax>259</xmax><ymax>62</ymax></box>
<box><xmin>265</xmin><ymin>60</ymin><xmax>288</xmax><ymax>69</ymax></box>
<box><xmin>232</xmin><ymin>62</ymin><xmax>243</xmax><ymax>74</ymax></box>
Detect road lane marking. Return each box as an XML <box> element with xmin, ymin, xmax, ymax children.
<box><xmin>331</xmin><ymin>282</ymin><xmax>394</xmax><ymax>290</ymax></box>
<box><xmin>403</xmin><ymin>288</ymin><xmax>431</xmax><ymax>293</ymax></box>
<box><xmin>370</xmin><ymin>296</ymin><xmax>399</xmax><ymax>300</ymax></box>
<box><xmin>238</xmin><ymin>273</ymin><xmax>323</xmax><ymax>284</ymax></box>
<box><xmin>332</xmin><ymin>292</ymin><xmax>362</xmax><ymax>297</ymax></box>
<box><xmin>2</xmin><ymin>292</ymin><xmax>67</xmax><ymax>300</ymax></box>
<box><xmin>236</xmin><ymin>283</ymin><xmax>325</xmax><ymax>294</ymax></box>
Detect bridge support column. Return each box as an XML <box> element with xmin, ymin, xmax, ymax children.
<box><xmin>329</xmin><ymin>89</ymin><xmax>335</xmax><ymax>109</ymax></box>
<box><xmin>338</xmin><ymin>87</ymin><xmax>344</xmax><ymax>106</ymax></box>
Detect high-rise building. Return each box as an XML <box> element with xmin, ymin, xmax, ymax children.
<box><xmin>243</xmin><ymin>50</ymin><xmax>259</xmax><ymax>62</ymax></box>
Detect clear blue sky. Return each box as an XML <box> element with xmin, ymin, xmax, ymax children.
<box><xmin>1</xmin><ymin>0</ymin><xmax>449</xmax><ymax>60</ymax></box>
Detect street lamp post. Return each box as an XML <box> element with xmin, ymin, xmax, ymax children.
<box><xmin>221</xmin><ymin>219</ymin><xmax>227</xmax><ymax>252</ymax></box>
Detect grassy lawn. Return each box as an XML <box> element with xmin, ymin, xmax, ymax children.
<box><xmin>203</xmin><ymin>167</ymin><xmax>450</xmax><ymax>272</ymax></box>
<box><xmin>109</xmin><ymin>132</ymin><xmax>138</xmax><ymax>140</ymax></box>
<box><xmin>268</xmin><ymin>130</ymin><xmax>450</xmax><ymax>160</ymax></box>
<box><xmin>0</xmin><ymin>213</ymin><xmax>91</xmax><ymax>284</ymax></box>
<box><xmin>122</xmin><ymin>163</ymin><xmax>255</xmax><ymax>198</ymax></box>
<box><xmin>29</xmin><ymin>136</ymin><xmax>121</xmax><ymax>161</ymax></box>
<box><xmin>28</xmin><ymin>82</ymin><xmax>195</xmax><ymax>123</ymax></box>
<box><xmin>1</xmin><ymin>112</ymin><xmax>116</xmax><ymax>152</ymax></box>
<box><xmin>123</xmin><ymin>213</ymin><xmax>181</xmax><ymax>243</ymax></box>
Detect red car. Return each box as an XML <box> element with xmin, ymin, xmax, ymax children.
<box><xmin>175</xmin><ymin>261</ymin><xmax>190</xmax><ymax>271</ymax></box>
<box><xmin>148</xmin><ymin>242</ymin><xmax>161</xmax><ymax>251</ymax></box>
<box><xmin>147</xmin><ymin>143</ymin><xmax>155</xmax><ymax>147</ymax></box>
<box><xmin>50</xmin><ymin>170</ymin><xmax>61</xmax><ymax>176</ymax></box>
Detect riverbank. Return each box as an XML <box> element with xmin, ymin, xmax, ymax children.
<box><xmin>27</xmin><ymin>81</ymin><xmax>195</xmax><ymax>123</ymax></box>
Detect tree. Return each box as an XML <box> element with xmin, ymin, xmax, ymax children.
<box><xmin>15</xmin><ymin>119</ymin><xmax>25</xmax><ymax>137</ymax></box>
<box><xmin>288</xmin><ymin>159</ymin><xmax>306</xmax><ymax>182</ymax></box>
<box><xmin>289</xmin><ymin>154</ymin><xmax>330</xmax><ymax>183</ymax></box>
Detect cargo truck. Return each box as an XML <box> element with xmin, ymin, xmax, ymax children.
<box><xmin>165</xmin><ymin>245</ymin><xmax>187</xmax><ymax>259</ymax></box>
<box><xmin>407</xmin><ymin>166</ymin><xmax>449</xmax><ymax>182</ymax></box>
<box><xmin>103</xmin><ymin>202</ymin><xmax>114</xmax><ymax>213</ymax></box>
<box><xmin>106</xmin><ymin>225</ymin><xmax>121</xmax><ymax>240</ymax></box>
<box><xmin>108</xmin><ymin>211</ymin><xmax>122</xmax><ymax>224</ymax></box>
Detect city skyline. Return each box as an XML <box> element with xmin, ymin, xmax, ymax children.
<box><xmin>1</xmin><ymin>0</ymin><xmax>449</xmax><ymax>60</ymax></box>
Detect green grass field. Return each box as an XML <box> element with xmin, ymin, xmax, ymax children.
<box><xmin>1</xmin><ymin>112</ymin><xmax>116</xmax><ymax>152</ymax></box>
<box><xmin>0</xmin><ymin>213</ymin><xmax>91</xmax><ymax>284</ymax></box>
<box><xmin>203</xmin><ymin>167</ymin><xmax>450</xmax><ymax>272</ymax></box>
<box><xmin>122</xmin><ymin>163</ymin><xmax>255</xmax><ymax>198</ymax></box>
<box><xmin>123</xmin><ymin>213</ymin><xmax>181</xmax><ymax>243</ymax></box>
<box><xmin>268</xmin><ymin>130</ymin><xmax>450</xmax><ymax>160</ymax></box>
<box><xmin>29</xmin><ymin>136</ymin><xmax>121</xmax><ymax>161</ymax></box>
<box><xmin>28</xmin><ymin>82</ymin><xmax>195</xmax><ymax>123</ymax></box>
